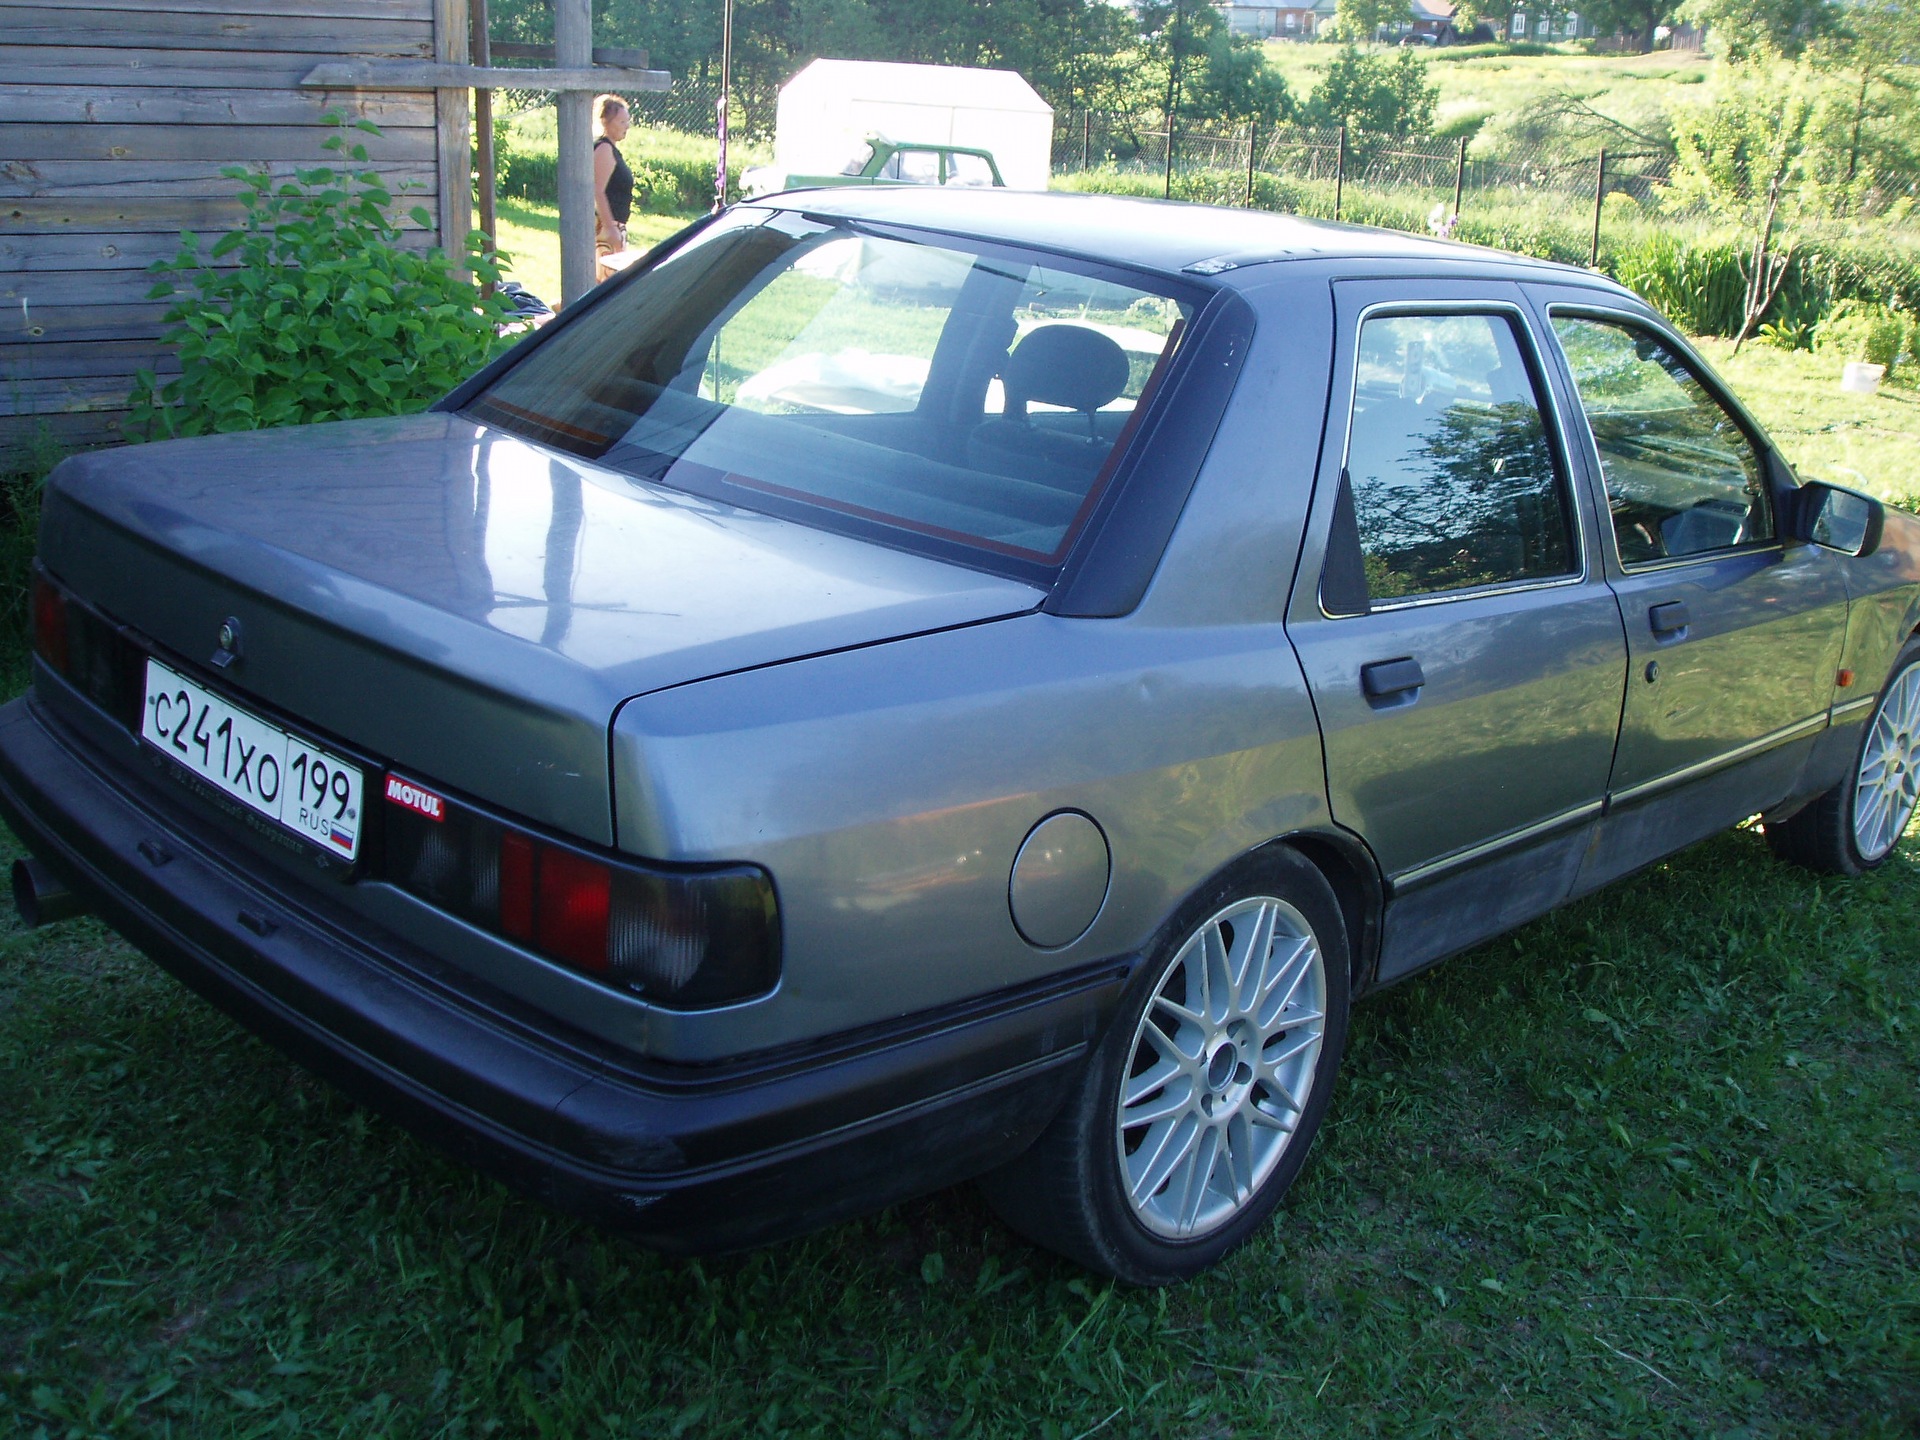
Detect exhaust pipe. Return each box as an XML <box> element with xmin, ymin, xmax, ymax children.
<box><xmin>12</xmin><ymin>857</ymin><xmax>87</xmax><ymax>929</ymax></box>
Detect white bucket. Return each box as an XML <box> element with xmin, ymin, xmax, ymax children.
<box><xmin>1840</xmin><ymin>361</ymin><xmax>1886</xmax><ymax>395</ymax></box>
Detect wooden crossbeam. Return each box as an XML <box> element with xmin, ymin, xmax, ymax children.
<box><xmin>490</xmin><ymin>42</ymin><xmax>651</xmax><ymax>69</ymax></box>
<box><xmin>300</xmin><ymin>61</ymin><xmax>671</xmax><ymax>92</ymax></box>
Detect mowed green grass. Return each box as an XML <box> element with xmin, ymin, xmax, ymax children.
<box><xmin>3</xmin><ymin>332</ymin><xmax>1918</xmax><ymax>1437</ymax></box>
<box><xmin>492</xmin><ymin>199</ymin><xmax>694</xmax><ymax>314</ymax></box>
<box><xmin>1698</xmin><ymin>340</ymin><xmax>1920</xmax><ymax>508</ymax></box>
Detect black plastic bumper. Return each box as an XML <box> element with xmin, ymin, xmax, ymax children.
<box><xmin>0</xmin><ymin>692</ymin><xmax>1125</xmax><ymax>1252</ymax></box>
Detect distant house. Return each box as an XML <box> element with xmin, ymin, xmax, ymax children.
<box><xmin>1404</xmin><ymin>0</ymin><xmax>1458</xmax><ymax>39</ymax></box>
<box><xmin>1504</xmin><ymin>8</ymin><xmax>1598</xmax><ymax>40</ymax></box>
<box><xmin>1218</xmin><ymin>2</ymin><xmax>1325</xmax><ymax>38</ymax></box>
<box><xmin>1215</xmin><ymin>0</ymin><xmax>1461</xmax><ymax>42</ymax></box>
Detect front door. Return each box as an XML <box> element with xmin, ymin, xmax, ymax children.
<box><xmin>1535</xmin><ymin>303</ymin><xmax>1851</xmax><ymax>888</ymax></box>
<box><xmin>1287</xmin><ymin>282</ymin><xmax>1628</xmax><ymax>978</ymax></box>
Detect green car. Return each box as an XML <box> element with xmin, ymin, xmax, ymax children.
<box><xmin>743</xmin><ymin>138</ymin><xmax>1005</xmax><ymax>197</ymax></box>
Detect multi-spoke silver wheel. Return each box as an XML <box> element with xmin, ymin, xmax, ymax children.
<box><xmin>1116</xmin><ymin>895</ymin><xmax>1326</xmax><ymax>1240</ymax></box>
<box><xmin>1855</xmin><ymin>664</ymin><xmax>1920</xmax><ymax>863</ymax></box>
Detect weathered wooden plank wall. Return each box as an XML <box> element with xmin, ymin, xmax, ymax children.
<box><xmin>0</xmin><ymin>0</ymin><xmax>471</xmax><ymax>459</ymax></box>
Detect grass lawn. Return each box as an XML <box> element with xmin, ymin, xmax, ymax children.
<box><xmin>492</xmin><ymin>199</ymin><xmax>695</xmax><ymax>312</ymax></box>
<box><xmin>1697</xmin><ymin>340</ymin><xmax>1920</xmax><ymax>509</ymax></box>
<box><xmin>3</xmin><ymin>273</ymin><xmax>1918</xmax><ymax>1438</ymax></box>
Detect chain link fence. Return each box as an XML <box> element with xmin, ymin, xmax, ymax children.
<box><xmin>486</xmin><ymin>83</ymin><xmax>1920</xmax><ymax>334</ymax></box>
<box><xmin>1050</xmin><ymin>109</ymin><xmax>1920</xmax><ymax>336</ymax></box>
<box><xmin>1052</xmin><ymin>110</ymin><xmax>1920</xmax><ymax>234</ymax></box>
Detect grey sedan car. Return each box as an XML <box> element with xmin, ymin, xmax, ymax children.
<box><xmin>6</xmin><ymin>191</ymin><xmax>1917</xmax><ymax>1284</ymax></box>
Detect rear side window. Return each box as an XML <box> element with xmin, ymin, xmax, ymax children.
<box><xmin>946</xmin><ymin>153</ymin><xmax>995</xmax><ymax>187</ymax></box>
<box><xmin>1549</xmin><ymin>315</ymin><xmax>1771</xmax><ymax>565</ymax></box>
<box><xmin>1343</xmin><ymin>312</ymin><xmax>1576</xmax><ymax>603</ymax></box>
<box><xmin>465</xmin><ymin>211</ymin><xmax>1196</xmax><ymax>577</ymax></box>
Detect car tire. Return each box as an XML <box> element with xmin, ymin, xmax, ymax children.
<box><xmin>980</xmin><ymin>846</ymin><xmax>1351</xmax><ymax>1285</ymax></box>
<box><xmin>1765</xmin><ymin>638</ymin><xmax>1920</xmax><ymax>875</ymax></box>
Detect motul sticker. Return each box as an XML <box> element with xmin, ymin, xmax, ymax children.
<box><xmin>384</xmin><ymin>774</ymin><xmax>446</xmax><ymax>822</ymax></box>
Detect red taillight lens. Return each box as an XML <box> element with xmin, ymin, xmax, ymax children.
<box><xmin>31</xmin><ymin>574</ymin><xmax>68</xmax><ymax>675</ymax></box>
<box><xmin>498</xmin><ymin>829</ymin><xmax>536</xmax><ymax>942</ymax></box>
<box><xmin>381</xmin><ymin>773</ymin><xmax>780</xmax><ymax>1008</ymax></box>
<box><xmin>536</xmin><ymin>845</ymin><xmax>611</xmax><ymax>972</ymax></box>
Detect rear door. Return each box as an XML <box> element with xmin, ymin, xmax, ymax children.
<box><xmin>1287</xmin><ymin>279</ymin><xmax>1628</xmax><ymax>979</ymax></box>
<box><xmin>1531</xmin><ymin>297</ymin><xmax>1851</xmax><ymax>889</ymax></box>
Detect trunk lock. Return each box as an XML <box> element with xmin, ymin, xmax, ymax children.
<box><xmin>212</xmin><ymin>616</ymin><xmax>243</xmax><ymax>670</ymax></box>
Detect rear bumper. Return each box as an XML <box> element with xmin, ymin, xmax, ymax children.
<box><xmin>0</xmin><ymin>691</ymin><xmax>1124</xmax><ymax>1251</ymax></box>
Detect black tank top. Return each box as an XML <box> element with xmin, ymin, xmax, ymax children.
<box><xmin>595</xmin><ymin>135</ymin><xmax>633</xmax><ymax>225</ymax></box>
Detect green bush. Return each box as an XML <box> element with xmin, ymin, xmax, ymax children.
<box><xmin>131</xmin><ymin>118</ymin><xmax>513</xmax><ymax>439</ymax></box>
<box><xmin>0</xmin><ymin>431</ymin><xmax>55</xmax><ymax>688</ymax></box>
<box><xmin>1813</xmin><ymin>302</ymin><xmax>1912</xmax><ymax>369</ymax></box>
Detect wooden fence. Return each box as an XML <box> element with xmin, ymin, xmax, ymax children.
<box><xmin>1</xmin><ymin>0</ymin><xmax>472</xmax><ymax>460</ymax></box>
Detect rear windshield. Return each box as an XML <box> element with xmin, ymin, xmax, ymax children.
<box><xmin>465</xmin><ymin>210</ymin><xmax>1197</xmax><ymax>577</ymax></box>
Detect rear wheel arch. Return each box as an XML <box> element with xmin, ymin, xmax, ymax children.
<box><xmin>1271</xmin><ymin>831</ymin><xmax>1382</xmax><ymax>994</ymax></box>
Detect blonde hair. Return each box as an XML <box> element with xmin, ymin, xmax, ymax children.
<box><xmin>592</xmin><ymin>94</ymin><xmax>629</xmax><ymax>138</ymax></box>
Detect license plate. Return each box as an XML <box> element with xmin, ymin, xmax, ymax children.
<box><xmin>141</xmin><ymin>658</ymin><xmax>364</xmax><ymax>861</ymax></box>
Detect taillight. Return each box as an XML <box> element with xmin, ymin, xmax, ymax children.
<box><xmin>31</xmin><ymin>572</ymin><xmax>68</xmax><ymax>676</ymax></box>
<box><xmin>537</xmin><ymin>847</ymin><xmax>611</xmax><ymax>972</ymax></box>
<box><xmin>499</xmin><ymin>829</ymin><xmax>535</xmax><ymax>941</ymax></box>
<box><xmin>382</xmin><ymin>774</ymin><xmax>779</xmax><ymax>1008</ymax></box>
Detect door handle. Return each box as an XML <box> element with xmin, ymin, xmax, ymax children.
<box><xmin>1649</xmin><ymin>601</ymin><xmax>1691</xmax><ymax>638</ymax></box>
<box><xmin>1361</xmin><ymin>656</ymin><xmax>1425</xmax><ymax>701</ymax></box>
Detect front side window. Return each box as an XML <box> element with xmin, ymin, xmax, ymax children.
<box><xmin>1550</xmin><ymin>315</ymin><xmax>1771</xmax><ymax>565</ymax></box>
<box><xmin>465</xmin><ymin>212</ymin><xmax>1195</xmax><ymax>574</ymax></box>
<box><xmin>1343</xmin><ymin>312</ymin><xmax>1576</xmax><ymax>602</ymax></box>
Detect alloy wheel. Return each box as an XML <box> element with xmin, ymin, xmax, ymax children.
<box><xmin>1115</xmin><ymin>895</ymin><xmax>1327</xmax><ymax>1240</ymax></box>
<box><xmin>1855</xmin><ymin>664</ymin><xmax>1920</xmax><ymax>863</ymax></box>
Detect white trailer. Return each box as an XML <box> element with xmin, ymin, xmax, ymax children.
<box><xmin>770</xmin><ymin>59</ymin><xmax>1055</xmax><ymax>192</ymax></box>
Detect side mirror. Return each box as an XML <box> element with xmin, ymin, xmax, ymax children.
<box><xmin>1791</xmin><ymin>479</ymin><xmax>1884</xmax><ymax>558</ymax></box>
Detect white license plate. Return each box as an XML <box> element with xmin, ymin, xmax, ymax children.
<box><xmin>141</xmin><ymin>658</ymin><xmax>364</xmax><ymax>861</ymax></box>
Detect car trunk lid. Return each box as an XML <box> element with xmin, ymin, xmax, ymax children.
<box><xmin>40</xmin><ymin>413</ymin><xmax>1042</xmax><ymax>846</ymax></box>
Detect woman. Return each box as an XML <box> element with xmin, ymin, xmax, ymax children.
<box><xmin>592</xmin><ymin>94</ymin><xmax>634</xmax><ymax>283</ymax></box>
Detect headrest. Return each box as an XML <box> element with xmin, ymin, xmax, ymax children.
<box><xmin>1004</xmin><ymin>325</ymin><xmax>1131</xmax><ymax>416</ymax></box>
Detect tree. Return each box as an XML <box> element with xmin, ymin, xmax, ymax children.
<box><xmin>1680</xmin><ymin>0</ymin><xmax>1838</xmax><ymax>59</ymax></box>
<box><xmin>1576</xmin><ymin>0</ymin><xmax>1681</xmax><ymax>53</ymax></box>
<box><xmin>1307</xmin><ymin>45</ymin><xmax>1438</xmax><ymax>137</ymax></box>
<box><xmin>1805</xmin><ymin>1</ymin><xmax>1920</xmax><ymax>208</ymax></box>
<box><xmin>1332</xmin><ymin>0</ymin><xmax>1409</xmax><ymax>43</ymax></box>
<box><xmin>1667</xmin><ymin>59</ymin><xmax>1817</xmax><ymax>347</ymax></box>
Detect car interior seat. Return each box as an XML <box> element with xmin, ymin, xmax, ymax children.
<box><xmin>968</xmin><ymin>325</ymin><xmax>1132</xmax><ymax>492</ymax></box>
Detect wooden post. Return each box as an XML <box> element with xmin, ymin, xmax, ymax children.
<box><xmin>433</xmin><ymin>0</ymin><xmax>473</xmax><ymax>265</ymax></box>
<box><xmin>1081</xmin><ymin>110</ymin><xmax>1092</xmax><ymax>172</ymax></box>
<box><xmin>1589</xmin><ymin>146</ymin><xmax>1607</xmax><ymax>269</ymax></box>
<box><xmin>471</xmin><ymin>0</ymin><xmax>496</xmax><ymax>272</ymax></box>
<box><xmin>714</xmin><ymin>0</ymin><xmax>734</xmax><ymax>210</ymax></box>
<box><xmin>1334</xmin><ymin>125</ymin><xmax>1346</xmax><ymax>221</ymax></box>
<box><xmin>1453</xmin><ymin>133</ymin><xmax>1466</xmax><ymax>222</ymax></box>
<box><xmin>555</xmin><ymin>0</ymin><xmax>594</xmax><ymax>305</ymax></box>
<box><xmin>1245</xmin><ymin>121</ymin><xmax>1258</xmax><ymax>208</ymax></box>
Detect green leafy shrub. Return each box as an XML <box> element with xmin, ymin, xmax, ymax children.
<box><xmin>131</xmin><ymin>118</ymin><xmax>513</xmax><ymax>439</ymax></box>
<box><xmin>1813</xmin><ymin>303</ymin><xmax>1912</xmax><ymax>369</ymax></box>
<box><xmin>0</xmin><ymin>430</ymin><xmax>56</xmax><ymax>687</ymax></box>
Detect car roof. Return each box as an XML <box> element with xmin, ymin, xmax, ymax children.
<box><xmin>754</xmin><ymin>187</ymin><xmax>1632</xmax><ymax>295</ymax></box>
